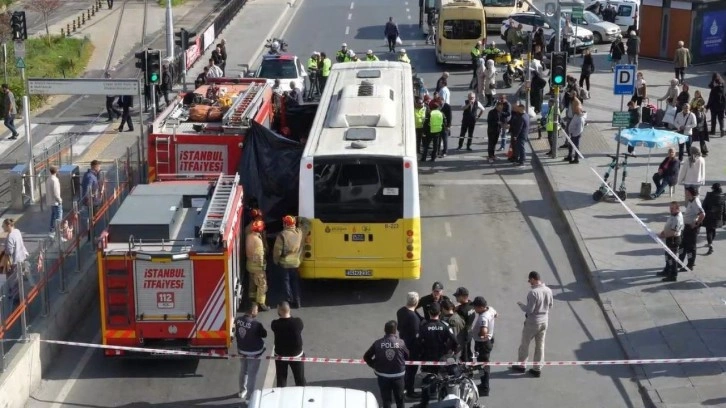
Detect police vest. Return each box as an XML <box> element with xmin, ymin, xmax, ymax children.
<box><xmin>429</xmin><ymin>110</ymin><xmax>444</xmax><ymax>133</ymax></box>
<box><xmin>336</xmin><ymin>50</ymin><xmax>347</xmax><ymax>63</ymax></box>
<box><xmin>414</xmin><ymin>106</ymin><xmax>427</xmax><ymax>129</ymax></box>
<box><xmin>471</xmin><ymin>47</ymin><xmax>481</xmax><ymax>59</ymax></box>
<box><xmin>398</xmin><ymin>55</ymin><xmax>410</xmax><ymax>64</ymax></box>
<box><xmin>546</xmin><ymin>108</ymin><xmax>556</xmax><ymax>132</ymax></box>
<box><xmin>321</xmin><ymin>58</ymin><xmax>332</xmax><ymax>76</ymax></box>
<box><xmin>366</xmin><ymin>55</ymin><xmax>379</xmax><ymax>61</ymax></box>
<box><xmin>307</xmin><ymin>58</ymin><xmax>318</xmax><ymax>70</ymax></box>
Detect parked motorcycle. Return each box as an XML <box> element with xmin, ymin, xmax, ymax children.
<box><xmin>503</xmin><ymin>58</ymin><xmax>525</xmax><ymax>88</ymax></box>
<box><xmin>415</xmin><ymin>359</ymin><xmax>482</xmax><ymax>408</ymax></box>
<box><xmin>265</xmin><ymin>37</ymin><xmax>289</xmax><ymax>54</ymax></box>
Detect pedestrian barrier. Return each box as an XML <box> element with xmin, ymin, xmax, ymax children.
<box><xmin>4</xmin><ymin>338</ymin><xmax>726</xmax><ymax>367</ymax></box>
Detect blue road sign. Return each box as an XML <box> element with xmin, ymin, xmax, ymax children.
<box><xmin>613</xmin><ymin>65</ymin><xmax>636</xmax><ymax>95</ymax></box>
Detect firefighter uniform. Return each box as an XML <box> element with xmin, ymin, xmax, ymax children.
<box><xmin>246</xmin><ymin>222</ymin><xmax>268</xmax><ymax>310</ymax></box>
<box><xmin>414</xmin><ymin>101</ymin><xmax>428</xmax><ymax>154</ymax></box>
<box><xmin>273</xmin><ymin>216</ymin><xmax>311</xmax><ymax>308</ymax></box>
<box><xmin>421</xmin><ymin>106</ymin><xmax>446</xmax><ymax>162</ymax></box>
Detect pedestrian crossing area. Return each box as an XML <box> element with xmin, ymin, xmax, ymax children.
<box><xmin>0</xmin><ymin>122</ymin><xmax>114</xmax><ymax>162</ymax></box>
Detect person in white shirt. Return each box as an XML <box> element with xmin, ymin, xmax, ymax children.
<box><xmin>470</xmin><ymin>296</ymin><xmax>497</xmax><ymax>396</ymax></box>
<box><xmin>2</xmin><ymin>218</ymin><xmax>29</xmax><ymax>305</ymax></box>
<box><xmin>206</xmin><ymin>58</ymin><xmax>224</xmax><ymax>79</ymax></box>
<box><xmin>438</xmin><ymin>83</ymin><xmax>450</xmax><ymax>106</ymax></box>
<box><xmin>674</xmin><ymin>104</ymin><xmax>697</xmax><ymax>161</ymax></box>
<box><xmin>678</xmin><ymin>145</ymin><xmax>706</xmax><ymax>195</ymax></box>
<box><xmin>46</xmin><ymin>166</ymin><xmax>63</xmax><ymax>235</ymax></box>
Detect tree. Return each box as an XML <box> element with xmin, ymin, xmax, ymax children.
<box><xmin>0</xmin><ymin>13</ymin><xmax>12</xmax><ymax>45</ymax></box>
<box><xmin>26</xmin><ymin>0</ymin><xmax>63</xmax><ymax>40</ymax></box>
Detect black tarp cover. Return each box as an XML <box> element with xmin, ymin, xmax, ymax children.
<box><xmin>240</xmin><ymin>121</ymin><xmax>304</xmax><ymax>234</ymax></box>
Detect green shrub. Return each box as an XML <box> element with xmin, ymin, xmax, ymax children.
<box><xmin>157</xmin><ymin>0</ymin><xmax>186</xmax><ymax>6</ymax></box>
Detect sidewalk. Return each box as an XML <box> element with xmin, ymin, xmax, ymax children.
<box><xmin>530</xmin><ymin>125</ymin><xmax>726</xmax><ymax>407</ymax></box>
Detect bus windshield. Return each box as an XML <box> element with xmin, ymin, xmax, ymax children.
<box><xmin>313</xmin><ymin>157</ymin><xmax>404</xmax><ymax>223</ymax></box>
<box><xmin>257</xmin><ymin>59</ymin><xmax>297</xmax><ymax>79</ymax></box>
<box><xmin>442</xmin><ymin>20</ymin><xmax>482</xmax><ymax>40</ymax></box>
<box><xmin>482</xmin><ymin>0</ymin><xmax>515</xmax><ymax>6</ymax></box>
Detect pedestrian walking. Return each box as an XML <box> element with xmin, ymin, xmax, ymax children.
<box><xmin>416</xmin><ymin>281</ymin><xmax>451</xmax><ymax>321</ymax></box>
<box><xmin>396</xmin><ymin>292</ymin><xmax>422</xmax><ymax>399</ymax></box>
<box><xmin>271</xmin><ymin>302</ymin><xmax>306</xmax><ymax>387</ymax></box>
<box><xmin>677</xmin><ymin>186</ymin><xmax>705</xmax><ymax>273</ymax></box>
<box><xmin>609</xmin><ymin>36</ymin><xmax>625</xmax><ymax>71</ymax></box>
<box><xmin>511</xmin><ymin>271</ymin><xmax>553</xmax><ymax>377</ymax></box>
<box><xmin>458</xmin><ymin>92</ymin><xmax>484</xmax><ymax>151</ymax></box>
<box><xmin>363</xmin><ymin>320</ymin><xmax>408</xmax><ymax>408</ymax></box>
<box><xmin>160</xmin><ymin>65</ymin><xmax>172</xmax><ymax>106</ymax></box>
<box><xmin>117</xmin><ymin>95</ymin><xmax>134</xmax><ymax>132</ymax></box>
<box><xmin>674</xmin><ymin>104</ymin><xmax>696</xmax><ymax>161</ymax></box>
<box><xmin>626</xmin><ymin>31</ymin><xmax>640</xmax><ymax>65</ymax></box>
<box><xmin>46</xmin><ymin>166</ymin><xmax>63</xmax><ymax>235</ymax></box>
<box><xmin>673</xmin><ymin>41</ymin><xmax>691</xmax><ymax>84</ymax></box>
<box><xmin>692</xmin><ymin>104</ymin><xmax>709</xmax><ymax>156</ymax></box>
<box><xmin>702</xmin><ymin>183</ymin><xmax>726</xmax><ymax>255</ymax></box>
<box><xmin>246</xmin><ymin>220</ymin><xmax>269</xmax><ymax>311</ymax></box>
<box><xmin>1</xmin><ymin>218</ymin><xmax>29</xmax><ymax>306</ymax></box>
<box><xmin>650</xmin><ymin>148</ymin><xmax>680</xmax><ymax>199</ymax></box>
<box><xmin>706</xmin><ymin>73</ymin><xmax>725</xmax><ymax>137</ymax></box>
<box><xmin>471</xmin><ymin>296</ymin><xmax>496</xmax><ymax>396</ymax></box>
<box><xmin>272</xmin><ymin>215</ymin><xmax>310</xmax><ymax>309</ymax></box>
<box><xmin>425</xmin><ymin>9</ymin><xmax>437</xmax><ymax>45</ymax></box>
<box><xmin>509</xmin><ymin>103</ymin><xmax>529</xmax><ymax>166</ymax></box>
<box><xmin>656</xmin><ymin>201</ymin><xmax>684</xmax><ymax>281</ymax></box>
<box><xmin>384</xmin><ymin>17</ymin><xmax>400</xmax><ymax>53</ymax></box>
<box><xmin>235</xmin><ymin>302</ymin><xmax>267</xmax><ymax>402</ymax></box>
<box><xmin>497</xmin><ymin>94</ymin><xmax>512</xmax><ymax>151</ymax></box>
<box><xmin>631</xmin><ymin>71</ymin><xmax>647</xmax><ymax>106</ymax></box>
<box><xmin>2</xmin><ymin>84</ymin><xmax>19</xmax><ymax>140</ymax></box>
<box><xmin>81</xmin><ymin>160</ymin><xmax>103</xmax><ymax>210</ymax></box>
<box><xmin>677</xmin><ymin>146</ymin><xmax>705</xmax><ymax>195</ymax></box>
<box><xmin>107</xmin><ymin>0</ymin><xmax>113</xmax><ymax>9</ymax></box>
<box><xmin>579</xmin><ymin>49</ymin><xmax>594</xmax><ymax>92</ymax></box>
<box><xmin>487</xmin><ymin>101</ymin><xmax>503</xmax><ymax>162</ymax></box>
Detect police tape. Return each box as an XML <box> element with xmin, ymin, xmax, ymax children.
<box><xmin>23</xmin><ymin>338</ymin><xmax>726</xmax><ymax>366</ymax></box>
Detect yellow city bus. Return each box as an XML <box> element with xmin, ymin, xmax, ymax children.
<box><xmin>435</xmin><ymin>0</ymin><xmax>487</xmax><ymax>64</ymax></box>
<box><xmin>298</xmin><ymin>61</ymin><xmax>421</xmax><ymax>280</ymax></box>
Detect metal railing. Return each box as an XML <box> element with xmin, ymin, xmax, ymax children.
<box><xmin>0</xmin><ymin>141</ymin><xmax>142</xmax><ymax>373</ymax></box>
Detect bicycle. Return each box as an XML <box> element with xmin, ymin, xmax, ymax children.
<box><xmin>592</xmin><ymin>153</ymin><xmax>636</xmax><ymax>202</ymax></box>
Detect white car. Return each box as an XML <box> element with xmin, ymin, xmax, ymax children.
<box><xmin>572</xmin><ymin>10</ymin><xmax>622</xmax><ymax>43</ymax></box>
<box><xmin>253</xmin><ymin>53</ymin><xmax>307</xmax><ymax>93</ymax></box>
<box><xmin>500</xmin><ymin>12</ymin><xmax>595</xmax><ymax>53</ymax></box>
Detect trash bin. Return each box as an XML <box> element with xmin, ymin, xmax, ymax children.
<box><xmin>58</xmin><ymin>164</ymin><xmax>80</xmax><ymax>211</ymax></box>
<box><xmin>9</xmin><ymin>164</ymin><xmax>29</xmax><ymax>211</ymax></box>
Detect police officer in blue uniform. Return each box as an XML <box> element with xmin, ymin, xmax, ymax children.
<box><xmin>364</xmin><ymin>320</ymin><xmax>409</xmax><ymax>408</ymax></box>
<box><xmin>417</xmin><ymin>302</ymin><xmax>459</xmax><ymax>407</ymax></box>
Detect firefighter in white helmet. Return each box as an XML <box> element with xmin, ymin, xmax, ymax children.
<box><xmin>246</xmin><ymin>220</ymin><xmax>269</xmax><ymax>311</ymax></box>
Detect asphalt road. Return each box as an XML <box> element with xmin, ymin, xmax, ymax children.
<box><xmin>28</xmin><ymin>1</ymin><xmax>649</xmax><ymax>407</ymax></box>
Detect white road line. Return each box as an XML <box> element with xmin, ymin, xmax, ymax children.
<box><xmin>72</xmin><ymin>124</ymin><xmax>108</xmax><ymax>158</ymax></box>
<box><xmin>444</xmin><ymin>222</ymin><xmax>452</xmax><ymax>238</ymax></box>
<box><xmin>345</xmin><ymin>26</ymin><xmax>350</xmax><ymax>35</ymax></box>
<box><xmin>407</xmin><ymin>15</ymin><xmax>411</xmax><ymax>19</ymax></box>
<box><xmin>425</xmin><ymin>179</ymin><xmax>537</xmax><ymax>186</ymax></box>
<box><xmin>406</xmin><ymin>8</ymin><xmax>410</xmax><ymax>12</ymax></box>
<box><xmin>350</xmin><ymin>1</ymin><xmax>354</xmax><ymax>9</ymax></box>
<box><xmin>447</xmin><ymin>258</ymin><xmax>458</xmax><ymax>281</ymax></box>
<box><xmin>49</xmin><ymin>333</ymin><xmax>101</xmax><ymax>408</ymax></box>
<box><xmin>32</xmin><ymin>125</ymin><xmax>75</xmax><ymax>156</ymax></box>
<box><xmin>348</xmin><ymin>13</ymin><xmax>352</xmax><ymax>20</ymax></box>
<box><xmin>405</xmin><ymin>1</ymin><xmax>408</xmax><ymax>4</ymax></box>
<box><xmin>263</xmin><ymin>358</ymin><xmax>277</xmax><ymax>388</ymax></box>
<box><xmin>0</xmin><ymin>124</ymin><xmax>39</xmax><ymax>157</ymax></box>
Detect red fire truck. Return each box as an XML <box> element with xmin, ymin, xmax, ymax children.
<box><xmin>148</xmin><ymin>78</ymin><xmax>275</xmax><ymax>181</ymax></box>
<box><xmin>97</xmin><ymin>173</ymin><xmax>244</xmax><ymax>357</ymax></box>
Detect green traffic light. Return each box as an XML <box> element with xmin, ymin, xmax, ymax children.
<box><xmin>553</xmin><ymin>75</ymin><xmax>564</xmax><ymax>85</ymax></box>
<box><xmin>150</xmin><ymin>73</ymin><xmax>159</xmax><ymax>82</ymax></box>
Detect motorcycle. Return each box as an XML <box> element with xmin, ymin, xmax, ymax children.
<box><xmin>264</xmin><ymin>37</ymin><xmax>288</xmax><ymax>54</ymax></box>
<box><xmin>416</xmin><ymin>359</ymin><xmax>482</xmax><ymax>408</ymax></box>
<box><xmin>502</xmin><ymin>57</ymin><xmax>525</xmax><ymax>88</ymax></box>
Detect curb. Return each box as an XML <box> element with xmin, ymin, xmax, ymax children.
<box><xmin>527</xmin><ymin>138</ymin><xmax>663</xmax><ymax>408</ymax></box>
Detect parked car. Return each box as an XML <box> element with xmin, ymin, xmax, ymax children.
<box><xmin>500</xmin><ymin>12</ymin><xmax>594</xmax><ymax>54</ymax></box>
<box><xmin>571</xmin><ymin>10</ymin><xmax>621</xmax><ymax>43</ymax></box>
<box><xmin>585</xmin><ymin>0</ymin><xmax>640</xmax><ymax>34</ymax></box>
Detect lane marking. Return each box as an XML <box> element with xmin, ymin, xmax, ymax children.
<box><xmin>406</xmin><ymin>8</ymin><xmax>410</xmax><ymax>12</ymax></box>
<box><xmin>350</xmin><ymin>1</ymin><xmax>354</xmax><ymax>9</ymax></box>
<box><xmin>0</xmin><ymin>124</ymin><xmax>40</xmax><ymax>157</ymax></box>
<box><xmin>31</xmin><ymin>125</ymin><xmax>74</xmax><ymax>155</ymax></box>
<box><xmin>71</xmin><ymin>124</ymin><xmax>109</xmax><ymax>158</ymax></box>
<box><xmin>447</xmin><ymin>257</ymin><xmax>458</xmax><ymax>281</ymax></box>
<box><xmin>424</xmin><ymin>179</ymin><xmax>537</xmax><ymax>186</ymax></box>
<box><xmin>49</xmin><ymin>333</ymin><xmax>101</xmax><ymax>408</ymax></box>
<box><xmin>408</xmin><ymin>15</ymin><xmax>411</xmax><ymax>20</ymax></box>
<box><xmin>345</xmin><ymin>26</ymin><xmax>350</xmax><ymax>35</ymax></box>
<box><xmin>444</xmin><ymin>222</ymin><xmax>452</xmax><ymax>238</ymax></box>
<box><xmin>263</xmin><ymin>358</ymin><xmax>277</xmax><ymax>388</ymax></box>
<box><xmin>348</xmin><ymin>13</ymin><xmax>352</xmax><ymax>20</ymax></box>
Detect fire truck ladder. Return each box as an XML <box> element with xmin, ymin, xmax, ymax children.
<box><xmin>155</xmin><ymin>136</ymin><xmax>172</xmax><ymax>175</ymax></box>
<box><xmin>200</xmin><ymin>173</ymin><xmax>240</xmax><ymax>236</ymax></box>
<box><xmin>223</xmin><ymin>83</ymin><xmax>265</xmax><ymax>128</ymax></box>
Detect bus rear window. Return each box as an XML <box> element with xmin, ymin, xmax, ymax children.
<box><xmin>313</xmin><ymin>157</ymin><xmax>403</xmax><ymax>223</ymax></box>
<box><xmin>442</xmin><ymin>20</ymin><xmax>482</xmax><ymax>40</ymax></box>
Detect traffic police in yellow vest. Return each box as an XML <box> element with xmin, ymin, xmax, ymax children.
<box><xmin>414</xmin><ymin>97</ymin><xmax>429</xmax><ymax>154</ymax></box>
<box><xmin>320</xmin><ymin>52</ymin><xmax>332</xmax><ymax>90</ymax></box>
<box><xmin>273</xmin><ymin>215</ymin><xmax>311</xmax><ymax>308</ymax></box>
<box><xmin>346</xmin><ymin>49</ymin><xmax>359</xmax><ymax>62</ymax></box>
<box><xmin>397</xmin><ymin>49</ymin><xmax>411</xmax><ymax>64</ymax></box>
<box><xmin>307</xmin><ymin>52</ymin><xmax>320</xmax><ymax>98</ymax></box>
<box><xmin>365</xmin><ymin>50</ymin><xmax>379</xmax><ymax>61</ymax></box>
<box><xmin>336</xmin><ymin>43</ymin><xmax>348</xmax><ymax>63</ymax></box>
<box><xmin>246</xmin><ymin>220</ymin><xmax>269</xmax><ymax>311</ymax></box>
<box><xmin>545</xmin><ymin>98</ymin><xmax>556</xmax><ymax>156</ymax></box>
<box><xmin>470</xmin><ymin>41</ymin><xmax>483</xmax><ymax>78</ymax></box>
<box><xmin>421</xmin><ymin>102</ymin><xmax>447</xmax><ymax>162</ymax></box>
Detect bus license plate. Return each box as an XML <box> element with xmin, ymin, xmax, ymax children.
<box><xmin>346</xmin><ymin>269</ymin><xmax>373</xmax><ymax>277</ymax></box>
<box><xmin>351</xmin><ymin>233</ymin><xmax>365</xmax><ymax>242</ymax></box>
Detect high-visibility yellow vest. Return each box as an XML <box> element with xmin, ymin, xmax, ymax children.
<box><xmin>546</xmin><ymin>108</ymin><xmax>555</xmax><ymax>132</ymax></box>
<box><xmin>336</xmin><ymin>50</ymin><xmax>347</xmax><ymax>62</ymax></box>
<box><xmin>471</xmin><ymin>47</ymin><xmax>481</xmax><ymax>59</ymax></box>
<box><xmin>307</xmin><ymin>58</ymin><xmax>318</xmax><ymax>70</ymax></box>
<box><xmin>321</xmin><ymin>58</ymin><xmax>332</xmax><ymax>76</ymax></box>
<box><xmin>429</xmin><ymin>110</ymin><xmax>444</xmax><ymax>133</ymax></box>
<box><xmin>366</xmin><ymin>55</ymin><xmax>379</xmax><ymax>61</ymax></box>
<box><xmin>398</xmin><ymin>55</ymin><xmax>410</xmax><ymax>64</ymax></box>
<box><xmin>414</xmin><ymin>106</ymin><xmax>427</xmax><ymax>129</ymax></box>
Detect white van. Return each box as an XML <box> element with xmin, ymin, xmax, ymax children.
<box><xmin>248</xmin><ymin>386</ymin><xmax>380</xmax><ymax>408</ymax></box>
<box><xmin>482</xmin><ymin>0</ymin><xmax>529</xmax><ymax>32</ymax></box>
<box><xmin>585</xmin><ymin>0</ymin><xmax>639</xmax><ymax>33</ymax></box>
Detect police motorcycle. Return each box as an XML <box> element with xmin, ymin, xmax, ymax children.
<box><xmin>265</xmin><ymin>38</ymin><xmax>289</xmax><ymax>55</ymax></box>
<box><xmin>414</xmin><ymin>357</ymin><xmax>482</xmax><ymax>408</ymax></box>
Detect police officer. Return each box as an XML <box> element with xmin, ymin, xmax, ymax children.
<box><xmin>306</xmin><ymin>52</ymin><xmax>320</xmax><ymax>100</ymax></box>
<box><xmin>397</xmin><ymin>49</ymin><xmax>411</xmax><ymax>64</ymax></box>
<box><xmin>319</xmin><ymin>52</ymin><xmax>332</xmax><ymax>91</ymax></box>
<box><xmin>364</xmin><ymin>320</ymin><xmax>409</xmax><ymax>408</ymax></box>
<box><xmin>273</xmin><ymin>215</ymin><xmax>310</xmax><ymax>308</ymax></box>
<box><xmin>677</xmin><ymin>186</ymin><xmax>704</xmax><ymax>277</ymax></box>
<box><xmin>454</xmin><ymin>287</ymin><xmax>476</xmax><ymax>362</ymax></box>
<box><xmin>421</xmin><ymin>103</ymin><xmax>447</xmax><ymax>162</ymax></box>
<box><xmin>470</xmin><ymin>41</ymin><xmax>482</xmax><ymax>81</ymax></box>
<box><xmin>365</xmin><ymin>50</ymin><xmax>380</xmax><ymax>61</ymax></box>
<box><xmin>246</xmin><ymin>220</ymin><xmax>269</xmax><ymax>311</ymax></box>
<box><xmin>417</xmin><ymin>302</ymin><xmax>458</xmax><ymax>407</ymax></box>
<box><xmin>482</xmin><ymin>41</ymin><xmax>502</xmax><ymax>62</ymax></box>
<box><xmin>347</xmin><ymin>49</ymin><xmax>359</xmax><ymax>62</ymax></box>
<box><xmin>416</xmin><ymin>281</ymin><xmax>451</xmax><ymax>321</ymax></box>
<box><xmin>471</xmin><ymin>296</ymin><xmax>497</xmax><ymax>397</ymax></box>
<box><xmin>235</xmin><ymin>302</ymin><xmax>267</xmax><ymax>402</ymax></box>
<box><xmin>336</xmin><ymin>43</ymin><xmax>349</xmax><ymax>63</ymax></box>
<box><xmin>657</xmin><ymin>201</ymin><xmax>684</xmax><ymax>282</ymax></box>
<box><xmin>413</xmin><ymin>97</ymin><xmax>429</xmax><ymax>155</ymax></box>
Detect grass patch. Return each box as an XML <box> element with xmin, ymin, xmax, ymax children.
<box><xmin>2</xmin><ymin>35</ymin><xmax>93</xmax><ymax>113</ymax></box>
<box><xmin>158</xmin><ymin>0</ymin><xmax>186</xmax><ymax>6</ymax></box>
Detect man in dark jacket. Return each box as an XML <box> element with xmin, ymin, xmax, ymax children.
<box><xmin>235</xmin><ymin>303</ymin><xmax>267</xmax><ymax>402</ymax></box>
<box><xmin>384</xmin><ymin>17</ymin><xmax>400</xmax><ymax>53</ymax></box>
<box><xmin>454</xmin><ymin>287</ymin><xmax>476</xmax><ymax>361</ymax></box>
<box><xmin>160</xmin><ymin>65</ymin><xmax>172</xmax><ymax>107</ymax></box>
<box><xmin>626</xmin><ymin>31</ymin><xmax>640</xmax><ymax>65</ymax></box>
<box><xmin>397</xmin><ymin>292</ymin><xmax>422</xmax><ymax>398</ymax></box>
<box><xmin>117</xmin><ymin>95</ymin><xmax>134</xmax><ymax>132</ymax></box>
<box><xmin>706</xmin><ymin>75</ymin><xmax>725</xmax><ymax>137</ymax></box>
<box><xmin>416</xmin><ymin>281</ymin><xmax>451</xmax><ymax>321</ymax></box>
<box><xmin>509</xmin><ymin>103</ymin><xmax>530</xmax><ymax>166</ymax></box>
<box><xmin>417</xmin><ymin>302</ymin><xmax>458</xmax><ymax>407</ymax></box>
<box><xmin>651</xmin><ymin>148</ymin><xmax>680</xmax><ymax>198</ymax></box>
<box><xmin>271</xmin><ymin>302</ymin><xmax>306</xmax><ymax>387</ymax></box>
<box><xmin>364</xmin><ymin>320</ymin><xmax>409</xmax><ymax>408</ymax></box>
<box><xmin>702</xmin><ymin>182</ymin><xmax>726</xmax><ymax>255</ymax></box>
<box><xmin>487</xmin><ymin>101</ymin><xmax>504</xmax><ymax>162</ymax></box>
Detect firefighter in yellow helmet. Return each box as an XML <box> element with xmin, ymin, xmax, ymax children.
<box><xmin>273</xmin><ymin>215</ymin><xmax>311</xmax><ymax>308</ymax></box>
<box><xmin>397</xmin><ymin>48</ymin><xmax>410</xmax><ymax>64</ymax></box>
<box><xmin>246</xmin><ymin>220</ymin><xmax>269</xmax><ymax>311</ymax></box>
<box><xmin>365</xmin><ymin>50</ymin><xmax>379</xmax><ymax>61</ymax></box>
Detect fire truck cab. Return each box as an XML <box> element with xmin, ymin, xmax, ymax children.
<box><xmin>97</xmin><ymin>173</ymin><xmax>244</xmax><ymax>357</ymax></box>
<box><xmin>148</xmin><ymin>78</ymin><xmax>274</xmax><ymax>182</ymax></box>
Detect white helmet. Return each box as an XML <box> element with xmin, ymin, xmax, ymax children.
<box><xmin>347</xmin><ymin>49</ymin><xmax>355</xmax><ymax>57</ymax></box>
<box><xmin>399</xmin><ymin>48</ymin><xmax>406</xmax><ymax>54</ymax></box>
<box><xmin>270</xmin><ymin>41</ymin><xmax>280</xmax><ymax>51</ymax></box>
<box><xmin>366</xmin><ymin>49</ymin><xmax>373</xmax><ymax>55</ymax></box>
<box><xmin>341</xmin><ymin>42</ymin><xmax>348</xmax><ymax>48</ymax></box>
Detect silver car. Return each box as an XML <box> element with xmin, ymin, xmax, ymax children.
<box><xmin>573</xmin><ymin>10</ymin><xmax>622</xmax><ymax>43</ymax></box>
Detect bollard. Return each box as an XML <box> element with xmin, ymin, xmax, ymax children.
<box><xmin>56</xmin><ymin>219</ymin><xmax>67</xmax><ymax>294</ymax></box>
<box><xmin>73</xmin><ymin>20</ymin><xmax>76</xmax><ymax>32</ymax></box>
<box><xmin>87</xmin><ymin>10</ymin><xmax>91</xmax><ymax>20</ymax></box>
<box><xmin>0</xmin><ymin>295</ymin><xmax>5</xmax><ymax>373</ymax></box>
<box><xmin>92</xmin><ymin>6</ymin><xmax>96</xmax><ymax>16</ymax></box>
<box><xmin>61</xmin><ymin>28</ymin><xmax>65</xmax><ymax>37</ymax></box>
<box><xmin>73</xmin><ymin>202</ymin><xmax>81</xmax><ymax>274</ymax></box>
<box><xmin>67</xmin><ymin>23</ymin><xmax>71</xmax><ymax>34</ymax></box>
<box><xmin>81</xmin><ymin>14</ymin><xmax>85</xmax><ymax>25</ymax></box>
<box><xmin>17</xmin><ymin>262</ymin><xmax>28</xmax><ymax>342</ymax></box>
<box><xmin>40</xmin><ymin>242</ymin><xmax>49</xmax><ymax>317</ymax></box>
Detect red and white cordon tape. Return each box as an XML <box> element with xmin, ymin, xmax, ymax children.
<box><xmin>36</xmin><ymin>339</ymin><xmax>726</xmax><ymax>366</ymax></box>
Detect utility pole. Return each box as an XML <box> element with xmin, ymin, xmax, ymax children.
<box><xmin>11</xmin><ymin>12</ymin><xmax>35</xmax><ymax>202</ymax></box>
<box><xmin>165</xmin><ymin>0</ymin><xmax>174</xmax><ymax>61</ymax></box>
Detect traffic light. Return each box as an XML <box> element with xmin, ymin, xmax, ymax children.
<box><xmin>175</xmin><ymin>28</ymin><xmax>196</xmax><ymax>50</ymax></box>
<box><xmin>550</xmin><ymin>51</ymin><xmax>567</xmax><ymax>87</ymax></box>
<box><xmin>146</xmin><ymin>50</ymin><xmax>161</xmax><ymax>84</ymax></box>
<box><xmin>135</xmin><ymin>50</ymin><xmax>147</xmax><ymax>72</ymax></box>
<box><xmin>10</xmin><ymin>11</ymin><xmax>27</xmax><ymax>41</ymax></box>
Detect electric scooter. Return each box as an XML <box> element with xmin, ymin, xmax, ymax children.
<box><xmin>592</xmin><ymin>153</ymin><xmax>636</xmax><ymax>202</ymax></box>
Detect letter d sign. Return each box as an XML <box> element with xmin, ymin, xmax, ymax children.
<box><xmin>613</xmin><ymin>64</ymin><xmax>636</xmax><ymax>95</ymax></box>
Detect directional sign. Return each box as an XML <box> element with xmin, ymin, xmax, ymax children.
<box><xmin>28</xmin><ymin>78</ymin><xmax>140</xmax><ymax>96</ymax></box>
<box><xmin>572</xmin><ymin>5</ymin><xmax>584</xmax><ymax>19</ymax></box>
<box><xmin>612</xmin><ymin>111</ymin><xmax>630</xmax><ymax>128</ymax></box>
<box><xmin>543</xmin><ymin>0</ymin><xmax>585</xmax><ymax>16</ymax></box>
<box><xmin>613</xmin><ymin>64</ymin><xmax>636</xmax><ymax>95</ymax></box>
<box><xmin>15</xmin><ymin>57</ymin><xmax>25</xmax><ymax>69</ymax></box>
